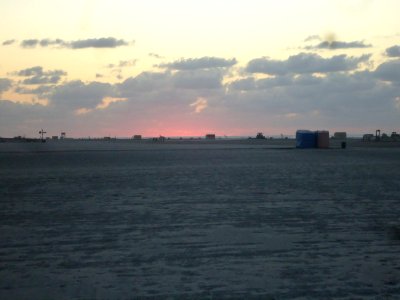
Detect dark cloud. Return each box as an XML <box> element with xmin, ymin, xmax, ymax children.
<box><xmin>228</xmin><ymin>77</ymin><xmax>256</xmax><ymax>91</ymax></box>
<box><xmin>19</xmin><ymin>38</ymin><xmax>131</xmax><ymax>49</ymax></box>
<box><xmin>70</xmin><ymin>38</ymin><xmax>128</xmax><ymax>49</ymax></box>
<box><xmin>15</xmin><ymin>85</ymin><xmax>54</xmax><ymax>95</ymax></box>
<box><xmin>22</xmin><ymin>75</ymin><xmax>63</xmax><ymax>85</ymax></box>
<box><xmin>14</xmin><ymin>66</ymin><xmax>67</xmax><ymax>85</ymax></box>
<box><xmin>158</xmin><ymin>57</ymin><xmax>237</xmax><ymax>70</ymax></box>
<box><xmin>306</xmin><ymin>40</ymin><xmax>372</xmax><ymax>50</ymax></box>
<box><xmin>49</xmin><ymin>80</ymin><xmax>114</xmax><ymax>109</ymax></box>
<box><xmin>374</xmin><ymin>60</ymin><xmax>400</xmax><ymax>83</ymax></box>
<box><xmin>118</xmin><ymin>72</ymin><xmax>171</xmax><ymax>96</ymax></box>
<box><xmin>21</xmin><ymin>39</ymin><xmax>66</xmax><ymax>48</ymax></box>
<box><xmin>16</xmin><ymin>66</ymin><xmax>66</xmax><ymax>77</ymax></box>
<box><xmin>246</xmin><ymin>53</ymin><xmax>371</xmax><ymax>75</ymax></box>
<box><xmin>0</xmin><ymin>78</ymin><xmax>12</xmax><ymax>93</ymax></box>
<box><xmin>95</xmin><ymin>73</ymin><xmax>104</xmax><ymax>78</ymax></box>
<box><xmin>385</xmin><ymin>45</ymin><xmax>400</xmax><ymax>57</ymax></box>
<box><xmin>2</xmin><ymin>55</ymin><xmax>400</xmax><ymax>138</ymax></box>
<box><xmin>229</xmin><ymin>75</ymin><xmax>316</xmax><ymax>91</ymax></box>
<box><xmin>172</xmin><ymin>70</ymin><xmax>223</xmax><ymax>89</ymax></box>
<box><xmin>0</xmin><ymin>100</ymin><xmax>50</xmax><ymax>137</ymax></box>
<box><xmin>16</xmin><ymin>66</ymin><xmax>44</xmax><ymax>76</ymax></box>
<box><xmin>39</xmin><ymin>39</ymin><xmax>66</xmax><ymax>47</ymax></box>
<box><xmin>2</xmin><ymin>39</ymin><xmax>16</xmax><ymax>46</ymax></box>
<box><xmin>21</xmin><ymin>39</ymin><xmax>39</xmax><ymax>48</ymax></box>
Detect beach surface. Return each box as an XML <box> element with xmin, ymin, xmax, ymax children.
<box><xmin>1</xmin><ymin>140</ymin><xmax>400</xmax><ymax>299</ymax></box>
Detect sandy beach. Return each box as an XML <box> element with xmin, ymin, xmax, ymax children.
<box><xmin>1</xmin><ymin>140</ymin><xmax>400</xmax><ymax>299</ymax></box>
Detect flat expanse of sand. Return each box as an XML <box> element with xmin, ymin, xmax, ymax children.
<box><xmin>1</xmin><ymin>141</ymin><xmax>400</xmax><ymax>299</ymax></box>
<box><xmin>1</xmin><ymin>138</ymin><xmax>399</xmax><ymax>153</ymax></box>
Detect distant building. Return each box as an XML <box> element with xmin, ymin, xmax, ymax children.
<box><xmin>60</xmin><ymin>132</ymin><xmax>66</xmax><ymax>139</ymax></box>
<box><xmin>391</xmin><ymin>132</ymin><xmax>400</xmax><ymax>141</ymax></box>
<box><xmin>52</xmin><ymin>136</ymin><xmax>58</xmax><ymax>140</ymax></box>
<box><xmin>363</xmin><ymin>134</ymin><xmax>374</xmax><ymax>141</ymax></box>
<box><xmin>205</xmin><ymin>134</ymin><xmax>216</xmax><ymax>140</ymax></box>
<box><xmin>133</xmin><ymin>135</ymin><xmax>142</xmax><ymax>140</ymax></box>
<box><xmin>333</xmin><ymin>132</ymin><xmax>347</xmax><ymax>140</ymax></box>
<box><xmin>256</xmin><ymin>132</ymin><xmax>265</xmax><ymax>139</ymax></box>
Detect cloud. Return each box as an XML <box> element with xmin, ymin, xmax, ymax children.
<box><xmin>39</xmin><ymin>39</ymin><xmax>66</xmax><ymax>47</ymax></box>
<box><xmin>118</xmin><ymin>72</ymin><xmax>171</xmax><ymax>96</ymax></box>
<box><xmin>14</xmin><ymin>85</ymin><xmax>53</xmax><ymax>95</ymax></box>
<box><xmin>190</xmin><ymin>97</ymin><xmax>208</xmax><ymax>113</ymax></box>
<box><xmin>246</xmin><ymin>53</ymin><xmax>371</xmax><ymax>75</ymax></box>
<box><xmin>96</xmin><ymin>97</ymin><xmax>127</xmax><ymax>109</ymax></box>
<box><xmin>107</xmin><ymin>60</ymin><xmax>137</xmax><ymax>68</ymax></box>
<box><xmin>374</xmin><ymin>59</ymin><xmax>400</xmax><ymax>83</ymax></box>
<box><xmin>306</xmin><ymin>40</ymin><xmax>371</xmax><ymax>50</ymax></box>
<box><xmin>19</xmin><ymin>37</ymin><xmax>131</xmax><ymax>49</ymax></box>
<box><xmin>172</xmin><ymin>69</ymin><xmax>223</xmax><ymax>89</ymax></box>
<box><xmin>2</xmin><ymin>39</ymin><xmax>16</xmax><ymax>46</ymax></box>
<box><xmin>16</xmin><ymin>66</ymin><xmax>44</xmax><ymax>76</ymax></box>
<box><xmin>21</xmin><ymin>39</ymin><xmax>39</xmax><ymax>48</ymax></box>
<box><xmin>14</xmin><ymin>66</ymin><xmax>67</xmax><ymax>85</ymax></box>
<box><xmin>158</xmin><ymin>57</ymin><xmax>237</xmax><ymax>70</ymax></box>
<box><xmin>0</xmin><ymin>78</ymin><xmax>12</xmax><ymax>94</ymax></box>
<box><xmin>49</xmin><ymin>80</ymin><xmax>115</xmax><ymax>109</ymax></box>
<box><xmin>70</xmin><ymin>38</ymin><xmax>129</xmax><ymax>49</ymax></box>
<box><xmin>304</xmin><ymin>35</ymin><xmax>321</xmax><ymax>42</ymax></box>
<box><xmin>228</xmin><ymin>77</ymin><xmax>256</xmax><ymax>91</ymax></box>
<box><xmin>2</xmin><ymin>55</ymin><xmax>400</xmax><ymax>138</ymax></box>
<box><xmin>149</xmin><ymin>53</ymin><xmax>164</xmax><ymax>59</ymax></box>
<box><xmin>22</xmin><ymin>75</ymin><xmax>63</xmax><ymax>85</ymax></box>
<box><xmin>385</xmin><ymin>45</ymin><xmax>400</xmax><ymax>57</ymax></box>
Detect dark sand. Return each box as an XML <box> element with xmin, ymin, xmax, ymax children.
<box><xmin>1</xmin><ymin>139</ymin><xmax>400</xmax><ymax>299</ymax></box>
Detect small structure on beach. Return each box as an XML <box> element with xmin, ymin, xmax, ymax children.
<box><xmin>205</xmin><ymin>134</ymin><xmax>216</xmax><ymax>140</ymax></box>
<box><xmin>333</xmin><ymin>132</ymin><xmax>347</xmax><ymax>140</ymax></box>
<box><xmin>363</xmin><ymin>134</ymin><xmax>374</xmax><ymax>141</ymax></box>
<box><xmin>316</xmin><ymin>131</ymin><xmax>330</xmax><ymax>148</ymax></box>
<box><xmin>39</xmin><ymin>129</ymin><xmax>47</xmax><ymax>142</ymax></box>
<box><xmin>296</xmin><ymin>130</ymin><xmax>330</xmax><ymax>149</ymax></box>
<box><xmin>133</xmin><ymin>135</ymin><xmax>142</xmax><ymax>140</ymax></box>
<box><xmin>296</xmin><ymin>130</ymin><xmax>317</xmax><ymax>148</ymax></box>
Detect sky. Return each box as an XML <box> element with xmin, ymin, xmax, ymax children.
<box><xmin>0</xmin><ymin>0</ymin><xmax>399</xmax><ymax>138</ymax></box>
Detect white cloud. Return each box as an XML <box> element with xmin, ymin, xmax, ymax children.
<box><xmin>190</xmin><ymin>97</ymin><xmax>208</xmax><ymax>113</ymax></box>
<box><xmin>395</xmin><ymin>97</ymin><xmax>400</xmax><ymax>110</ymax></box>
<box><xmin>96</xmin><ymin>97</ymin><xmax>127</xmax><ymax>109</ymax></box>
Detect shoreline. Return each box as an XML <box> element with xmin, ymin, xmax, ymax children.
<box><xmin>0</xmin><ymin>138</ymin><xmax>399</xmax><ymax>153</ymax></box>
